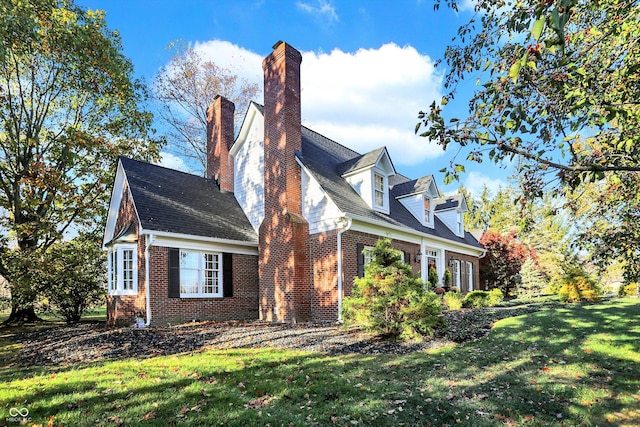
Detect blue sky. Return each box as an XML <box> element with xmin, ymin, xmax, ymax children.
<box><xmin>80</xmin><ymin>0</ymin><xmax>510</xmax><ymax>196</ymax></box>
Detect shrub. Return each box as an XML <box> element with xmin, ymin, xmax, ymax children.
<box><xmin>443</xmin><ymin>292</ymin><xmax>463</xmax><ymax>310</ymax></box>
<box><xmin>618</xmin><ymin>282</ymin><xmax>639</xmax><ymax>297</ymax></box>
<box><xmin>427</xmin><ymin>266</ymin><xmax>439</xmax><ymax>290</ymax></box>
<box><xmin>443</xmin><ymin>269</ymin><xmax>452</xmax><ymax>288</ymax></box>
<box><xmin>400</xmin><ymin>291</ymin><xmax>444</xmax><ymax>340</ymax></box>
<box><xmin>342</xmin><ymin>238</ymin><xmax>444</xmax><ymax>339</ymax></box>
<box><xmin>488</xmin><ymin>288</ymin><xmax>504</xmax><ymax>306</ymax></box>
<box><xmin>463</xmin><ymin>290</ymin><xmax>490</xmax><ymax>309</ymax></box>
<box><xmin>558</xmin><ymin>266</ymin><xmax>602</xmax><ymax>303</ymax></box>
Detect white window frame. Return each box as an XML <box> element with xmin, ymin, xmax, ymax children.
<box><xmin>424</xmin><ymin>195</ymin><xmax>434</xmax><ymax>226</ymax></box>
<box><xmin>363</xmin><ymin>246</ymin><xmax>375</xmax><ymax>268</ymax></box>
<box><xmin>457</xmin><ymin>211</ymin><xmax>464</xmax><ymax>236</ymax></box>
<box><xmin>107</xmin><ymin>244</ymin><xmax>138</xmax><ymax>296</ymax></box>
<box><xmin>179</xmin><ymin>250</ymin><xmax>223</xmax><ymax>298</ymax></box>
<box><xmin>465</xmin><ymin>261</ymin><xmax>474</xmax><ymax>292</ymax></box>
<box><xmin>373</xmin><ymin>172</ymin><xmax>385</xmax><ymax>209</ymax></box>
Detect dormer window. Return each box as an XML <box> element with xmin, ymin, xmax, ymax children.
<box><xmin>374</xmin><ymin>172</ymin><xmax>385</xmax><ymax>208</ymax></box>
<box><xmin>457</xmin><ymin>211</ymin><xmax>464</xmax><ymax>235</ymax></box>
<box><xmin>424</xmin><ymin>195</ymin><xmax>433</xmax><ymax>225</ymax></box>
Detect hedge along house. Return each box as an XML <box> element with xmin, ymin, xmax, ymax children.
<box><xmin>103</xmin><ymin>41</ymin><xmax>485</xmax><ymax>326</ymax></box>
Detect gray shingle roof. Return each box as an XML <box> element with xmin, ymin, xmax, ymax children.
<box><xmin>337</xmin><ymin>147</ymin><xmax>386</xmax><ymax>175</ymax></box>
<box><xmin>435</xmin><ymin>194</ymin><xmax>464</xmax><ymax>211</ymax></box>
<box><xmin>391</xmin><ymin>175</ymin><xmax>435</xmax><ymax>198</ymax></box>
<box><xmin>298</xmin><ymin>128</ymin><xmax>481</xmax><ymax>249</ymax></box>
<box><xmin>120</xmin><ymin>157</ymin><xmax>257</xmax><ymax>244</ymax></box>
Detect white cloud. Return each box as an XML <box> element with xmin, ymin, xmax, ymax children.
<box><xmin>179</xmin><ymin>40</ymin><xmax>445</xmax><ymax>166</ymax></box>
<box><xmin>296</xmin><ymin>0</ymin><xmax>339</xmax><ymax>24</ymax></box>
<box><xmin>301</xmin><ymin>43</ymin><xmax>444</xmax><ymax>165</ymax></box>
<box><xmin>462</xmin><ymin>171</ymin><xmax>506</xmax><ymax>198</ymax></box>
<box><xmin>157</xmin><ymin>151</ymin><xmax>191</xmax><ymax>172</ymax></box>
<box><xmin>191</xmin><ymin>40</ymin><xmax>263</xmax><ymax>90</ymax></box>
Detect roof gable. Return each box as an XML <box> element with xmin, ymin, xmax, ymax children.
<box><xmin>114</xmin><ymin>157</ymin><xmax>257</xmax><ymax>244</ymax></box>
<box><xmin>392</xmin><ymin>175</ymin><xmax>439</xmax><ymax>199</ymax></box>
<box><xmin>338</xmin><ymin>146</ymin><xmax>396</xmax><ymax>177</ymax></box>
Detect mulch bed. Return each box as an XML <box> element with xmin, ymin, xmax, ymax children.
<box><xmin>8</xmin><ymin>306</ymin><xmax>542</xmax><ymax>367</ymax></box>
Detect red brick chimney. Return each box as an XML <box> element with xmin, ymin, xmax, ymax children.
<box><xmin>206</xmin><ymin>95</ymin><xmax>235</xmax><ymax>192</ymax></box>
<box><xmin>259</xmin><ymin>41</ymin><xmax>311</xmax><ymax>322</ymax></box>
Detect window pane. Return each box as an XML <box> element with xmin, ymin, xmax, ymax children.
<box><xmin>374</xmin><ymin>173</ymin><xmax>384</xmax><ymax>191</ymax></box>
<box><xmin>122</xmin><ymin>249</ymin><xmax>134</xmax><ymax>290</ymax></box>
<box><xmin>375</xmin><ymin>190</ymin><xmax>384</xmax><ymax>206</ymax></box>
<box><xmin>180</xmin><ymin>270</ymin><xmax>199</xmax><ymax>294</ymax></box>
<box><xmin>203</xmin><ymin>270</ymin><xmax>219</xmax><ymax>294</ymax></box>
<box><xmin>180</xmin><ymin>251</ymin><xmax>199</xmax><ymax>269</ymax></box>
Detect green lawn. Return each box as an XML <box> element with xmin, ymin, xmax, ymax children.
<box><xmin>1</xmin><ymin>299</ymin><xmax>639</xmax><ymax>426</ymax></box>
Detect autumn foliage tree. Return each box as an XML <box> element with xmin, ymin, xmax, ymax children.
<box><xmin>0</xmin><ymin>0</ymin><xmax>160</xmax><ymax>322</ymax></box>
<box><xmin>479</xmin><ymin>230</ymin><xmax>534</xmax><ymax>296</ymax></box>
<box><xmin>153</xmin><ymin>43</ymin><xmax>259</xmax><ymax>173</ymax></box>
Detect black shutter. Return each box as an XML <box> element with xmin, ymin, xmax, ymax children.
<box><xmin>168</xmin><ymin>248</ymin><xmax>180</xmax><ymax>298</ymax></box>
<box><xmin>404</xmin><ymin>251</ymin><xmax>411</xmax><ymax>265</ymax></box>
<box><xmin>356</xmin><ymin>243</ymin><xmax>365</xmax><ymax>278</ymax></box>
<box><xmin>223</xmin><ymin>252</ymin><xmax>233</xmax><ymax>297</ymax></box>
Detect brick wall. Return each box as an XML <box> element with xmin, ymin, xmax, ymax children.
<box><xmin>206</xmin><ymin>95</ymin><xmax>235</xmax><ymax>192</ymax></box>
<box><xmin>308</xmin><ymin>230</ymin><xmax>421</xmax><ymax>322</ymax></box>
<box><xmin>148</xmin><ymin>246</ymin><xmax>259</xmax><ymax>325</ymax></box>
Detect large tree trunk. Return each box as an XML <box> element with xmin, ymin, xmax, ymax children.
<box><xmin>4</xmin><ymin>303</ymin><xmax>40</xmax><ymax>324</ymax></box>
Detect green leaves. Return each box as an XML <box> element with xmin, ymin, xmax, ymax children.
<box><xmin>531</xmin><ymin>17</ymin><xmax>545</xmax><ymax>41</ymax></box>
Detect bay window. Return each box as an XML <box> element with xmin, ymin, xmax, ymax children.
<box><xmin>107</xmin><ymin>244</ymin><xmax>138</xmax><ymax>295</ymax></box>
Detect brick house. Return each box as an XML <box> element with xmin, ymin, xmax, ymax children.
<box><xmin>103</xmin><ymin>41</ymin><xmax>485</xmax><ymax>326</ymax></box>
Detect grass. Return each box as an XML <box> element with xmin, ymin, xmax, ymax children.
<box><xmin>1</xmin><ymin>299</ymin><xmax>639</xmax><ymax>426</ymax></box>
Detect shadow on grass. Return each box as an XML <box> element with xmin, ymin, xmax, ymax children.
<box><xmin>1</xmin><ymin>299</ymin><xmax>638</xmax><ymax>426</ymax></box>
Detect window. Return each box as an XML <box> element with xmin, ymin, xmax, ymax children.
<box><xmin>374</xmin><ymin>173</ymin><xmax>385</xmax><ymax>208</ymax></box>
<box><xmin>363</xmin><ymin>246</ymin><xmax>374</xmax><ymax>267</ymax></box>
<box><xmin>424</xmin><ymin>196</ymin><xmax>431</xmax><ymax>223</ymax></box>
<box><xmin>426</xmin><ymin>249</ymin><xmax>438</xmax><ymax>273</ymax></box>
<box><xmin>457</xmin><ymin>211</ymin><xmax>464</xmax><ymax>235</ymax></box>
<box><xmin>465</xmin><ymin>261</ymin><xmax>474</xmax><ymax>292</ymax></box>
<box><xmin>179</xmin><ymin>250</ymin><xmax>222</xmax><ymax>297</ymax></box>
<box><xmin>107</xmin><ymin>244</ymin><xmax>138</xmax><ymax>295</ymax></box>
<box><xmin>451</xmin><ymin>259</ymin><xmax>462</xmax><ymax>289</ymax></box>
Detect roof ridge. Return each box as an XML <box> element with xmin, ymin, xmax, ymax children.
<box><xmin>119</xmin><ymin>156</ymin><xmax>205</xmax><ymax>181</ymax></box>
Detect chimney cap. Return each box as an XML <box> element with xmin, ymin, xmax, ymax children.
<box><xmin>272</xmin><ymin>40</ymin><xmax>285</xmax><ymax>50</ymax></box>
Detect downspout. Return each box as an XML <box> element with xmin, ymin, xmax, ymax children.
<box><xmin>336</xmin><ymin>216</ymin><xmax>352</xmax><ymax>322</ymax></box>
<box><xmin>144</xmin><ymin>234</ymin><xmax>156</xmax><ymax>326</ymax></box>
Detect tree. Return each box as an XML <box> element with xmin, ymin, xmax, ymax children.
<box><xmin>342</xmin><ymin>238</ymin><xmax>443</xmax><ymax>340</ymax></box>
<box><xmin>0</xmin><ymin>0</ymin><xmax>160</xmax><ymax>323</ymax></box>
<box><xmin>153</xmin><ymin>42</ymin><xmax>260</xmax><ymax>173</ymax></box>
<box><xmin>479</xmin><ymin>230</ymin><xmax>532</xmax><ymax>296</ymax></box>
<box><xmin>419</xmin><ymin>0</ymin><xmax>640</xmax><ymax>198</ymax></box>
<box><xmin>517</xmin><ymin>258</ymin><xmax>547</xmax><ymax>299</ymax></box>
<box><xmin>577</xmin><ymin>172</ymin><xmax>640</xmax><ymax>285</ymax></box>
<box><xmin>39</xmin><ymin>237</ymin><xmax>106</xmax><ymax>323</ymax></box>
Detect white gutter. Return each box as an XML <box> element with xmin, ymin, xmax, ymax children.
<box><xmin>336</xmin><ymin>216</ymin><xmax>352</xmax><ymax>322</ymax></box>
<box><xmin>144</xmin><ymin>234</ymin><xmax>156</xmax><ymax>326</ymax></box>
<box><xmin>346</xmin><ymin>212</ymin><xmax>485</xmax><ymax>256</ymax></box>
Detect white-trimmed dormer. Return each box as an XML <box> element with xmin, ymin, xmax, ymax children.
<box><xmin>434</xmin><ymin>194</ymin><xmax>469</xmax><ymax>238</ymax></box>
<box><xmin>339</xmin><ymin>147</ymin><xmax>395</xmax><ymax>214</ymax></box>
<box><xmin>392</xmin><ymin>175</ymin><xmax>439</xmax><ymax>228</ymax></box>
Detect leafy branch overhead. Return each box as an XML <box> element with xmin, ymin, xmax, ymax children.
<box><xmin>419</xmin><ymin>0</ymin><xmax>640</xmax><ymax>195</ymax></box>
